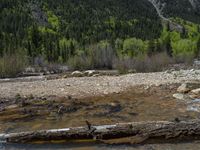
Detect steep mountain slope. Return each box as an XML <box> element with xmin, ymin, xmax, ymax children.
<box><xmin>164</xmin><ymin>0</ymin><xmax>200</xmax><ymax>23</ymax></box>
<box><xmin>189</xmin><ymin>0</ymin><xmax>200</xmax><ymax>9</ymax></box>
<box><xmin>148</xmin><ymin>0</ymin><xmax>200</xmax><ymax>23</ymax></box>
<box><xmin>0</xmin><ymin>0</ymin><xmax>200</xmax><ymax>65</ymax></box>
<box><xmin>0</xmin><ymin>0</ymin><xmax>162</xmax><ymax>60</ymax></box>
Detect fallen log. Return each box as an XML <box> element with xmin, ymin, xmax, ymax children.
<box><xmin>1</xmin><ymin>120</ymin><xmax>200</xmax><ymax>144</ymax></box>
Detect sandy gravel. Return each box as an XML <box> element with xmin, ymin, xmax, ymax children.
<box><xmin>0</xmin><ymin>70</ymin><xmax>200</xmax><ymax>98</ymax></box>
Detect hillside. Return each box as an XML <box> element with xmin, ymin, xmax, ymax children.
<box><xmin>0</xmin><ymin>0</ymin><xmax>161</xmax><ymax>51</ymax></box>
<box><xmin>149</xmin><ymin>0</ymin><xmax>200</xmax><ymax>23</ymax></box>
<box><xmin>0</xmin><ymin>0</ymin><xmax>200</xmax><ymax>77</ymax></box>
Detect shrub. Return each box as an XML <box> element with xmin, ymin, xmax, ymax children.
<box><xmin>68</xmin><ymin>41</ymin><xmax>116</xmax><ymax>70</ymax></box>
<box><xmin>122</xmin><ymin>38</ymin><xmax>147</xmax><ymax>57</ymax></box>
<box><xmin>67</xmin><ymin>54</ymin><xmax>91</xmax><ymax>70</ymax></box>
<box><xmin>114</xmin><ymin>52</ymin><xmax>174</xmax><ymax>73</ymax></box>
<box><xmin>0</xmin><ymin>53</ymin><xmax>28</xmax><ymax>78</ymax></box>
<box><xmin>172</xmin><ymin>39</ymin><xmax>197</xmax><ymax>58</ymax></box>
<box><xmin>91</xmin><ymin>41</ymin><xmax>116</xmax><ymax>69</ymax></box>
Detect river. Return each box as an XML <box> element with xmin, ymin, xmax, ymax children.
<box><xmin>2</xmin><ymin>142</ymin><xmax>200</xmax><ymax>150</ymax></box>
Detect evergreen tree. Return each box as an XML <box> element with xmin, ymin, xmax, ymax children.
<box><xmin>166</xmin><ymin>35</ymin><xmax>173</xmax><ymax>57</ymax></box>
<box><xmin>181</xmin><ymin>27</ymin><xmax>187</xmax><ymax>38</ymax></box>
<box><xmin>197</xmin><ymin>37</ymin><xmax>200</xmax><ymax>57</ymax></box>
<box><xmin>147</xmin><ymin>40</ymin><xmax>156</xmax><ymax>56</ymax></box>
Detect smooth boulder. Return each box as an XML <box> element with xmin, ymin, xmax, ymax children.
<box><xmin>71</xmin><ymin>71</ymin><xmax>84</xmax><ymax>77</ymax></box>
<box><xmin>191</xmin><ymin>88</ymin><xmax>200</xmax><ymax>95</ymax></box>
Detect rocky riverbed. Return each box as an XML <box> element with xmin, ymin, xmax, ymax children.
<box><xmin>0</xmin><ymin>69</ymin><xmax>200</xmax><ymax>99</ymax></box>
<box><xmin>1</xmin><ymin>69</ymin><xmax>200</xmax><ymax>145</ymax></box>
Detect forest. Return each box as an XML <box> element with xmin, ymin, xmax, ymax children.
<box><xmin>0</xmin><ymin>0</ymin><xmax>200</xmax><ymax>77</ymax></box>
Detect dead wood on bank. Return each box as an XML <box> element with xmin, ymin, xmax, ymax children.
<box><xmin>1</xmin><ymin>120</ymin><xmax>200</xmax><ymax>144</ymax></box>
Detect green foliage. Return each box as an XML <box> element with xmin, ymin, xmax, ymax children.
<box><xmin>46</xmin><ymin>11</ymin><xmax>59</xmax><ymax>31</ymax></box>
<box><xmin>123</xmin><ymin>38</ymin><xmax>147</xmax><ymax>57</ymax></box>
<box><xmin>0</xmin><ymin>0</ymin><xmax>162</xmax><ymax>64</ymax></box>
<box><xmin>172</xmin><ymin>39</ymin><xmax>197</xmax><ymax>58</ymax></box>
<box><xmin>0</xmin><ymin>0</ymin><xmax>200</xmax><ymax>74</ymax></box>
<box><xmin>115</xmin><ymin>38</ymin><xmax>124</xmax><ymax>57</ymax></box>
<box><xmin>172</xmin><ymin>17</ymin><xmax>200</xmax><ymax>40</ymax></box>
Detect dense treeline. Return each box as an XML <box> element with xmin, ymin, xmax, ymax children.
<box><xmin>0</xmin><ymin>0</ymin><xmax>200</xmax><ymax>77</ymax></box>
<box><xmin>0</xmin><ymin>0</ymin><xmax>162</xmax><ymax>63</ymax></box>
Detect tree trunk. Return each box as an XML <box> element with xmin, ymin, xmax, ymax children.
<box><xmin>1</xmin><ymin>120</ymin><xmax>200</xmax><ymax>144</ymax></box>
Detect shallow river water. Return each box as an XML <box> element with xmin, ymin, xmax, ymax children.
<box><xmin>1</xmin><ymin>84</ymin><xmax>200</xmax><ymax>149</ymax></box>
<box><xmin>2</xmin><ymin>142</ymin><xmax>200</xmax><ymax>150</ymax></box>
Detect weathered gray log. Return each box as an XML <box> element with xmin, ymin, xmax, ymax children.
<box><xmin>1</xmin><ymin>120</ymin><xmax>200</xmax><ymax>144</ymax></box>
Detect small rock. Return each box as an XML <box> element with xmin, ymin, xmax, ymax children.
<box><xmin>6</xmin><ymin>104</ymin><xmax>18</xmax><ymax>110</ymax></box>
<box><xmin>128</xmin><ymin>69</ymin><xmax>136</xmax><ymax>73</ymax></box>
<box><xmin>110</xmin><ymin>102</ymin><xmax>118</xmax><ymax>107</ymax></box>
<box><xmin>92</xmin><ymin>74</ymin><xmax>100</xmax><ymax>77</ymax></box>
<box><xmin>71</xmin><ymin>71</ymin><xmax>83</xmax><ymax>77</ymax></box>
<box><xmin>191</xmin><ymin>88</ymin><xmax>200</xmax><ymax>95</ymax></box>
<box><xmin>104</xmin><ymin>91</ymin><xmax>109</xmax><ymax>95</ymax></box>
<box><xmin>114</xmin><ymin>91</ymin><xmax>120</xmax><ymax>94</ymax></box>
<box><xmin>84</xmin><ymin>70</ymin><xmax>96</xmax><ymax>76</ymax></box>
<box><xmin>44</xmin><ymin>71</ymin><xmax>50</xmax><ymax>75</ymax></box>
<box><xmin>173</xmin><ymin>93</ymin><xmax>191</xmax><ymax>101</ymax></box>
<box><xmin>189</xmin><ymin>94</ymin><xmax>199</xmax><ymax>99</ymax></box>
<box><xmin>50</xmin><ymin>71</ymin><xmax>54</xmax><ymax>74</ymax></box>
<box><xmin>24</xmin><ymin>67</ymin><xmax>36</xmax><ymax>73</ymax></box>
<box><xmin>63</xmin><ymin>74</ymin><xmax>68</xmax><ymax>78</ymax></box>
<box><xmin>144</xmin><ymin>85</ymin><xmax>150</xmax><ymax>90</ymax></box>
<box><xmin>190</xmin><ymin>69</ymin><xmax>195</xmax><ymax>72</ymax></box>
<box><xmin>177</xmin><ymin>83</ymin><xmax>190</xmax><ymax>93</ymax></box>
<box><xmin>60</xmin><ymin>88</ymin><xmax>65</xmax><ymax>92</ymax></box>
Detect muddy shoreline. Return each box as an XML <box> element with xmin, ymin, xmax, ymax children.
<box><xmin>0</xmin><ymin>83</ymin><xmax>199</xmax><ymax>134</ymax></box>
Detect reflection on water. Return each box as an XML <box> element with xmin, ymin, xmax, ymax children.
<box><xmin>1</xmin><ymin>143</ymin><xmax>200</xmax><ymax>150</ymax></box>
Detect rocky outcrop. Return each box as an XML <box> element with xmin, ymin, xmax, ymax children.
<box><xmin>177</xmin><ymin>83</ymin><xmax>190</xmax><ymax>93</ymax></box>
<box><xmin>191</xmin><ymin>88</ymin><xmax>200</xmax><ymax>95</ymax></box>
<box><xmin>173</xmin><ymin>81</ymin><xmax>200</xmax><ymax>112</ymax></box>
<box><xmin>147</xmin><ymin>0</ymin><xmax>184</xmax><ymax>33</ymax></box>
<box><xmin>188</xmin><ymin>0</ymin><xmax>200</xmax><ymax>10</ymax></box>
<box><xmin>173</xmin><ymin>93</ymin><xmax>191</xmax><ymax>101</ymax></box>
<box><xmin>83</xmin><ymin>70</ymin><xmax>97</xmax><ymax>77</ymax></box>
<box><xmin>71</xmin><ymin>71</ymin><xmax>84</xmax><ymax>77</ymax></box>
<box><xmin>27</xmin><ymin>2</ymin><xmax>49</xmax><ymax>26</ymax></box>
<box><xmin>147</xmin><ymin>0</ymin><xmax>168</xmax><ymax>21</ymax></box>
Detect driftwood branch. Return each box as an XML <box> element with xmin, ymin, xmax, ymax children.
<box><xmin>1</xmin><ymin>120</ymin><xmax>200</xmax><ymax>144</ymax></box>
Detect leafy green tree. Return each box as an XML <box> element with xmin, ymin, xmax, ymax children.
<box><xmin>172</xmin><ymin>39</ymin><xmax>197</xmax><ymax>58</ymax></box>
<box><xmin>123</xmin><ymin>38</ymin><xmax>147</xmax><ymax>57</ymax></box>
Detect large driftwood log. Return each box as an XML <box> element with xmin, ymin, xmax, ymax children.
<box><xmin>1</xmin><ymin>120</ymin><xmax>200</xmax><ymax>144</ymax></box>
